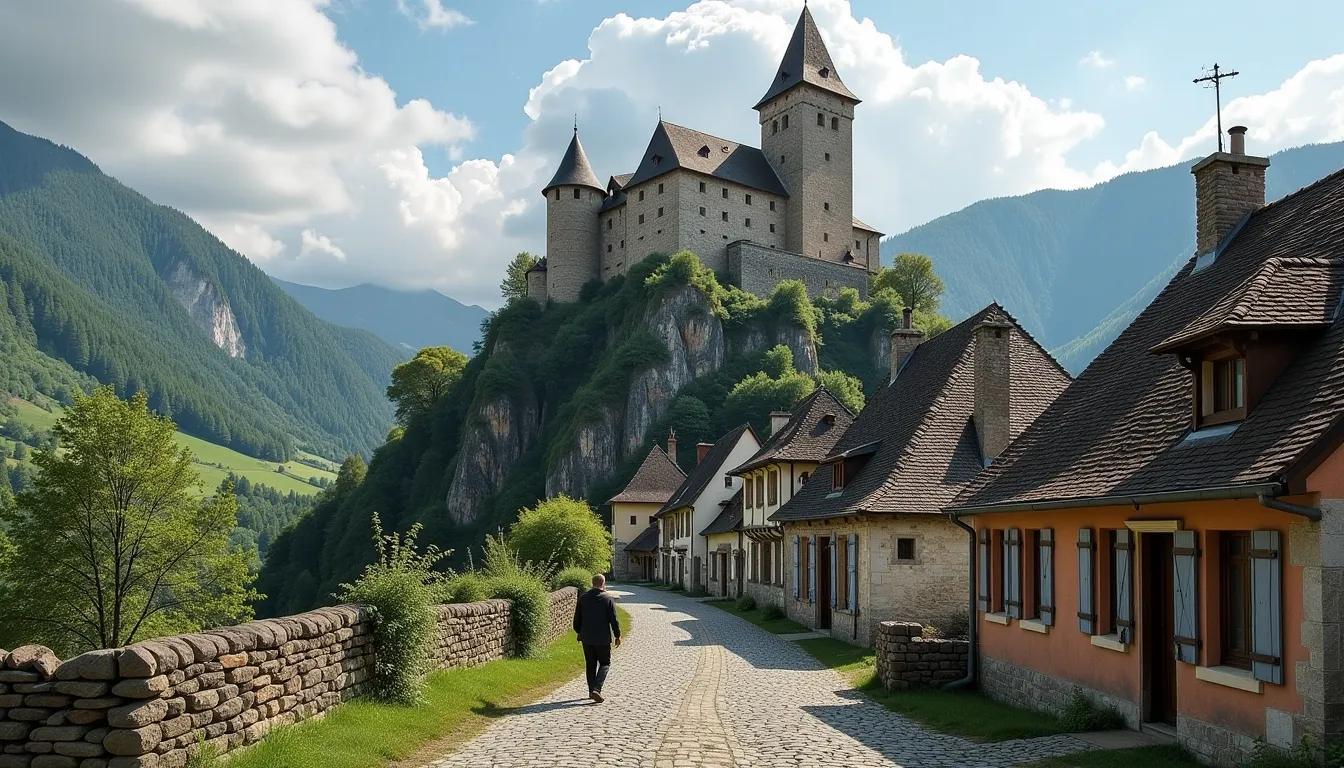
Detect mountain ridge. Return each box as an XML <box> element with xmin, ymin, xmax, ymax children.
<box><xmin>271</xmin><ymin>278</ymin><xmax>487</xmax><ymax>355</ymax></box>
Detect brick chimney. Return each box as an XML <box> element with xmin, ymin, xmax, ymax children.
<box><xmin>889</xmin><ymin>307</ymin><xmax>925</xmax><ymax>383</ymax></box>
<box><xmin>696</xmin><ymin>442</ymin><xmax>713</xmax><ymax>464</ymax></box>
<box><xmin>769</xmin><ymin>411</ymin><xmax>792</xmax><ymax>437</ymax></box>
<box><xmin>666</xmin><ymin>428</ymin><xmax>678</xmax><ymax>468</ymax></box>
<box><xmin>973</xmin><ymin>319</ymin><xmax>1013</xmax><ymax>464</ymax></box>
<box><xmin>1192</xmin><ymin>125</ymin><xmax>1269</xmax><ymax>256</ymax></box>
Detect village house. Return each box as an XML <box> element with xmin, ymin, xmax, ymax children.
<box><xmin>947</xmin><ymin>128</ymin><xmax>1344</xmax><ymax>764</ymax></box>
<box><xmin>608</xmin><ymin>431</ymin><xmax>686</xmax><ymax>581</ymax></box>
<box><xmin>771</xmin><ymin>305</ymin><xmax>1071</xmax><ymax>646</ymax></box>
<box><xmin>729</xmin><ymin>386</ymin><xmax>856</xmax><ymax>609</ymax></box>
<box><xmin>700</xmin><ymin>488</ymin><xmax>745</xmax><ymax>598</ymax></box>
<box><xmin>656</xmin><ymin>424</ymin><xmax>760</xmax><ymax>591</ymax></box>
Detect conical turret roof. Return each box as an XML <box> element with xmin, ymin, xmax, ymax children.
<box><xmin>542</xmin><ymin>130</ymin><xmax>604</xmax><ymax>195</ymax></box>
<box><xmin>754</xmin><ymin>6</ymin><xmax>859</xmax><ymax>110</ymax></box>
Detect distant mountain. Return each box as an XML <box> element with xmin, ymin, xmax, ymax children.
<box><xmin>882</xmin><ymin>141</ymin><xmax>1344</xmax><ymax>373</ymax></box>
<box><xmin>0</xmin><ymin>119</ymin><xmax>400</xmax><ymax>459</ymax></box>
<box><xmin>272</xmin><ymin>279</ymin><xmax>487</xmax><ymax>355</ymax></box>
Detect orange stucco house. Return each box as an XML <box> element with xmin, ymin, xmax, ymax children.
<box><xmin>948</xmin><ymin>128</ymin><xmax>1344</xmax><ymax>764</ymax></box>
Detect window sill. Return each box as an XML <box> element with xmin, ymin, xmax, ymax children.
<box><xmin>1195</xmin><ymin>665</ymin><xmax>1262</xmax><ymax>694</ymax></box>
<box><xmin>1019</xmin><ymin>619</ymin><xmax>1050</xmax><ymax>634</ymax></box>
<box><xmin>985</xmin><ymin>612</ymin><xmax>1011</xmax><ymax>626</ymax></box>
<box><xmin>1090</xmin><ymin>634</ymin><xmax>1129</xmax><ymax>653</ymax></box>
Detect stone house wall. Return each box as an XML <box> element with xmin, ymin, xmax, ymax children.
<box><xmin>0</xmin><ymin>589</ymin><xmax>578</xmax><ymax>768</ymax></box>
<box><xmin>728</xmin><ymin>242</ymin><xmax>869</xmax><ymax>301</ymax></box>
<box><xmin>874</xmin><ymin>622</ymin><xmax>968</xmax><ymax>689</ymax></box>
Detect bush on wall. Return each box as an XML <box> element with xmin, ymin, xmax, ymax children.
<box><xmin>481</xmin><ymin>533</ymin><xmax>553</xmax><ymax>658</ymax></box>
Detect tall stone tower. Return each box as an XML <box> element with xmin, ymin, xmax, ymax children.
<box><xmin>756</xmin><ymin>6</ymin><xmax>859</xmax><ymax>264</ymax></box>
<box><xmin>542</xmin><ymin>128</ymin><xmax>604</xmax><ymax>303</ymax></box>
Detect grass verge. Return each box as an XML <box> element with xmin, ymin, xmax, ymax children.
<box><xmin>795</xmin><ymin>636</ymin><xmax>1068</xmax><ymax>743</ymax></box>
<box><xmin>703</xmin><ymin>599</ymin><xmax>809</xmax><ymax>634</ymax></box>
<box><xmin>223</xmin><ymin>609</ymin><xmax>631</xmax><ymax>768</ymax></box>
<box><xmin>1026</xmin><ymin>745</ymin><xmax>1199</xmax><ymax>767</ymax></box>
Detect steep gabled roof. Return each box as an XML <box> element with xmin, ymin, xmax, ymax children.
<box><xmin>772</xmin><ymin>305</ymin><xmax>1071</xmax><ymax>522</ymax></box>
<box><xmin>526</xmin><ymin>256</ymin><xmax>547</xmax><ymax>274</ymax></box>
<box><xmin>732</xmin><ymin>387</ymin><xmax>855</xmax><ymax>474</ymax></box>
<box><xmin>700</xmin><ymin>490</ymin><xmax>744</xmax><ymax>536</ymax></box>
<box><xmin>608</xmin><ymin>445</ymin><xmax>686</xmax><ymax>505</ymax></box>
<box><xmin>624</xmin><ymin>524</ymin><xmax>660</xmax><ymax>553</ymax></box>
<box><xmin>542</xmin><ymin>131</ymin><xmax>603</xmax><ymax>194</ymax></box>
<box><xmin>852</xmin><ymin>215</ymin><xmax>882</xmax><ymax>235</ymax></box>
<box><xmin>658</xmin><ymin>424</ymin><xmax>758</xmax><ymax>516</ymax></box>
<box><xmin>624</xmin><ymin>121</ymin><xmax>788</xmax><ymax>197</ymax></box>
<box><xmin>754</xmin><ymin>6</ymin><xmax>859</xmax><ymax>110</ymax></box>
<box><xmin>951</xmin><ymin>166</ymin><xmax>1344</xmax><ymax>512</ymax></box>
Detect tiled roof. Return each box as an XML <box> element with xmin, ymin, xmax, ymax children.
<box><xmin>951</xmin><ymin>166</ymin><xmax>1344</xmax><ymax>512</ymax></box>
<box><xmin>609</xmin><ymin>173</ymin><xmax>634</xmax><ymax>191</ymax></box>
<box><xmin>624</xmin><ymin>525</ymin><xmax>660</xmax><ymax>553</ymax></box>
<box><xmin>754</xmin><ymin>6</ymin><xmax>859</xmax><ymax>110</ymax></box>
<box><xmin>542</xmin><ymin>131</ymin><xmax>603</xmax><ymax>194</ymax></box>
<box><xmin>525</xmin><ymin>256</ymin><xmax>547</xmax><ymax>274</ymax></box>
<box><xmin>658</xmin><ymin>424</ymin><xmax>757</xmax><ymax>516</ymax></box>
<box><xmin>608</xmin><ymin>445</ymin><xmax>686</xmax><ymax>505</ymax></box>
<box><xmin>852</xmin><ymin>216</ymin><xmax>882</xmax><ymax>234</ymax></box>
<box><xmin>700</xmin><ymin>490</ymin><xmax>744</xmax><ymax>536</ymax></box>
<box><xmin>731</xmin><ymin>387</ymin><xmax>855</xmax><ymax>474</ymax></box>
<box><xmin>625</xmin><ymin>121</ymin><xmax>788</xmax><ymax>197</ymax></box>
<box><xmin>600</xmin><ymin>173</ymin><xmax>635</xmax><ymax>213</ymax></box>
<box><xmin>771</xmin><ymin>305</ymin><xmax>1071</xmax><ymax>522</ymax></box>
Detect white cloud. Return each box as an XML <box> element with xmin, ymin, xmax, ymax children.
<box><xmin>3</xmin><ymin>0</ymin><xmax>1344</xmax><ymax>307</ymax></box>
<box><xmin>396</xmin><ymin>0</ymin><xmax>472</xmax><ymax>31</ymax></box>
<box><xmin>1079</xmin><ymin>50</ymin><xmax>1114</xmax><ymax>69</ymax></box>
<box><xmin>1124</xmin><ymin>75</ymin><xmax>1146</xmax><ymax>91</ymax></box>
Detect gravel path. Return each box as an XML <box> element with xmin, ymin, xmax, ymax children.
<box><xmin>424</xmin><ymin>585</ymin><xmax>1090</xmax><ymax>767</ymax></box>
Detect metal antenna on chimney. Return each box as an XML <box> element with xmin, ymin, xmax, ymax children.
<box><xmin>1193</xmin><ymin>63</ymin><xmax>1239</xmax><ymax>152</ymax></box>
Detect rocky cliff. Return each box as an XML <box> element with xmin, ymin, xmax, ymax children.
<box><xmin>166</xmin><ymin>261</ymin><xmax>247</xmax><ymax>358</ymax></box>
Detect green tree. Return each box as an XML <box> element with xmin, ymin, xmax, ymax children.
<box><xmin>334</xmin><ymin>454</ymin><xmax>367</xmax><ymax>499</ymax></box>
<box><xmin>386</xmin><ymin>346</ymin><xmax>469</xmax><ymax>424</ymax></box>
<box><xmin>500</xmin><ymin>251</ymin><xmax>539</xmax><ymax>303</ymax></box>
<box><xmin>10</xmin><ymin>441</ymin><xmax>26</xmax><ymax>461</ymax></box>
<box><xmin>872</xmin><ymin>253</ymin><xmax>946</xmax><ymax>313</ymax></box>
<box><xmin>816</xmin><ymin>369</ymin><xmax>865</xmax><ymax>414</ymax></box>
<box><xmin>0</xmin><ymin>387</ymin><xmax>255</xmax><ymax>654</ymax></box>
<box><xmin>720</xmin><ymin>345</ymin><xmax>816</xmax><ymax>435</ymax></box>
<box><xmin>508</xmin><ymin>495</ymin><xmax>611</xmax><ymax>573</ymax></box>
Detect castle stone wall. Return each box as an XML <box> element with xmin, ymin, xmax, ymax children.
<box><xmin>546</xmin><ymin>186</ymin><xmax>603</xmax><ymax>303</ymax></box>
<box><xmin>0</xmin><ymin>589</ymin><xmax>577</xmax><ymax>767</ymax></box>
<box><xmin>616</xmin><ymin>175</ymin><xmax>681</xmax><ymax>272</ymax></box>
<box><xmin>599</xmin><ymin>203</ymin><xmax>630</xmax><ymax>279</ymax></box>
<box><xmin>675</xmin><ymin>171</ymin><xmax>786</xmax><ymax>275</ymax></box>
<box><xmin>728</xmin><ymin>241</ymin><xmax>869</xmax><ymax>300</ymax></box>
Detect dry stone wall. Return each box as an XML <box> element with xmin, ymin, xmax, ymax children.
<box><xmin>0</xmin><ymin>588</ymin><xmax>578</xmax><ymax>768</ymax></box>
<box><xmin>874</xmin><ymin>621</ymin><xmax>968</xmax><ymax>690</ymax></box>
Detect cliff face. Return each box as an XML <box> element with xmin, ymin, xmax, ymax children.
<box><xmin>166</xmin><ymin>262</ymin><xmax>247</xmax><ymax>358</ymax></box>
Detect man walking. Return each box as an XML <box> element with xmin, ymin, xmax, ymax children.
<box><xmin>573</xmin><ymin>573</ymin><xmax>621</xmax><ymax>703</ymax></box>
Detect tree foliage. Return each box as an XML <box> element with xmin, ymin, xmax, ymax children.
<box><xmin>508</xmin><ymin>495</ymin><xmax>611</xmax><ymax>573</ymax></box>
<box><xmin>386</xmin><ymin>346</ymin><xmax>469</xmax><ymax>425</ymax></box>
<box><xmin>0</xmin><ymin>387</ymin><xmax>256</xmax><ymax>655</ymax></box>
<box><xmin>500</xmin><ymin>251</ymin><xmax>539</xmax><ymax>303</ymax></box>
<box><xmin>333</xmin><ymin>454</ymin><xmax>368</xmax><ymax>499</ymax></box>
<box><xmin>872</xmin><ymin>253</ymin><xmax>946</xmax><ymax>313</ymax></box>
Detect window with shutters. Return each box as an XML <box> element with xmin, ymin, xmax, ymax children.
<box><xmin>793</xmin><ymin>535</ymin><xmax>801</xmax><ymax>598</ymax></box>
<box><xmin>1110</xmin><ymin>530</ymin><xmax>1134</xmax><ymax>642</ymax></box>
<box><xmin>835</xmin><ymin>537</ymin><xmax>848</xmax><ymax>609</ymax></box>
<box><xmin>767</xmin><ymin>469</ymin><xmax>779</xmax><ymax>505</ymax></box>
<box><xmin>846</xmin><ymin>534</ymin><xmax>858</xmax><ymax>612</ymax></box>
<box><xmin>744</xmin><ymin>477</ymin><xmax>754</xmax><ymax>508</ymax></box>
<box><xmin>1077</xmin><ymin>528</ymin><xmax>1096</xmax><ymax>634</ymax></box>
<box><xmin>1003</xmin><ymin>529</ymin><xmax>1023</xmax><ymax>618</ymax></box>
<box><xmin>755</xmin><ymin>475</ymin><xmax>764</xmax><ymax>508</ymax></box>
<box><xmin>1221</xmin><ymin>531</ymin><xmax>1254</xmax><ymax>670</ymax></box>
<box><xmin>807</xmin><ymin>536</ymin><xmax>817</xmax><ymax>603</ymax></box>
<box><xmin>977</xmin><ymin>529</ymin><xmax>991</xmax><ymax>612</ymax></box>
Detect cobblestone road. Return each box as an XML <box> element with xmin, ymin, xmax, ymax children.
<box><xmin>425</xmin><ymin>586</ymin><xmax>1090</xmax><ymax>768</ymax></box>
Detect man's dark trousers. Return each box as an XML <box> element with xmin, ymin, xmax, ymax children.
<box><xmin>583</xmin><ymin>643</ymin><xmax>611</xmax><ymax>693</ymax></box>
<box><xmin>573</xmin><ymin>586</ymin><xmax>621</xmax><ymax>694</ymax></box>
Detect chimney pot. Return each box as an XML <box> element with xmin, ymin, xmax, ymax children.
<box><xmin>696</xmin><ymin>442</ymin><xmax>713</xmax><ymax>464</ymax></box>
<box><xmin>769</xmin><ymin>411</ymin><xmax>791</xmax><ymax>437</ymax></box>
<box><xmin>1228</xmin><ymin>125</ymin><xmax>1247</xmax><ymax>155</ymax></box>
<box><xmin>889</xmin><ymin>323</ymin><xmax>926</xmax><ymax>384</ymax></box>
<box><xmin>902</xmin><ymin>307</ymin><xmax>912</xmax><ymax>329</ymax></box>
<box><xmin>666</xmin><ymin>428</ymin><xmax>679</xmax><ymax>467</ymax></box>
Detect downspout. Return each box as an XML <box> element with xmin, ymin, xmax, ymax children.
<box><xmin>1258</xmin><ymin>494</ymin><xmax>1323</xmax><ymax>521</ymax></box>
<box><xmin>945</xmin><ymin>512</ymin><xmax>978</xmax><ymax>691</ymax></box>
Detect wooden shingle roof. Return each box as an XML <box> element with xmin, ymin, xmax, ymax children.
<box><xmin>658</xmin><ymin>424</ymin><xmax>757</xmax><ymax>517</ymax></box>
<box><xmin>731</xmin><ymin>386</ymin><xmax>855</xmax><ymax>474</ymax></box>
<box><xmin>625</xmin><ymin>121</ymin><xmax>787</xmax><ymax>197</ymax></box>
<box><xmin>608</xmin><ymin>445</ymin><xmax>686</xmax><ymax>505</ymax></box>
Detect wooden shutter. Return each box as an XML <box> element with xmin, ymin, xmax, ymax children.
<box><xmin>1039</xmin><ymin>529</ymin><xmax>1055</xmax><ymax>626</ymax></box>
<box><xmin>792</xmin><ymin>535</ymin><xmax>800</xmax><ymax>598</ymax></box>
<box><xmin>1114</xmin><ymin>530</ymin><xmax>1134</xmax><ymax>643</ymax></box>
<box><xmin>1251</xmin><ymin>530</ymin><xmax>1283</xmax><ymax>684</ymax></box>
<box><xmin>1077</xmin><ymin>528</ymin><xmax>1096</xmax><ymax>635</ymax></box>
<box><xmin>1172</xmin><ymin>530</ymin><xmax>1199</xmax><ymax>664</ymax></box>
<box><xmin>829</xmin><ymin>537</ymin><xmax>839</xmax><ymax>608</ymax></box>
<box><xmin>847</xmin><ymin>534</ymin><xmax>858</xmax><ymax>612</ymax></box>
<box><xmin>808</xmin><ymin>537</ymin><xmax>817</xmax><ymax>603</ymax></box>
<box><xmin>1004</xmin><ymin>528</ymin><xmax>1023</xmax><ymax>618</ymax></box>
<box><xmin>978</xmin><ymin>529</ymin><xmax>990</xmax><ymax>612</ymax></box>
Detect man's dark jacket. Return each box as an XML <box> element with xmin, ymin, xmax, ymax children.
<box><xmin>573</xmin><ymin>588</ymin><xmax>620</xmax><ymax>645</ymax></box>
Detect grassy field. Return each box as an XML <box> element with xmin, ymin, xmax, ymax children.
<box><xmin>704</xmin><ymin>599</ymin><xmax>810</xmax><ymax>634</ymax></box>
<box><xmin>223</xmin><ymin>609</ymin><xmax>632</xmax><ymax>768</ymax></box>
<box><xmin>6</xmin><ymin>397</ymin><xmax>337</xmax><ymax>497</ymax></box>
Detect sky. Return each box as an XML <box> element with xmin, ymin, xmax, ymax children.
<box><xmin>2</xmin><ymin>0</ymin><xmax>1343</xmax><ymax>308</ymax></box>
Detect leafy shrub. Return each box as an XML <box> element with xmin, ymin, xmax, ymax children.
<box><xmin>337</xmin><ymin>513</ymin><xmax>450</xmax><ymax>705</ymax></box>
<box><xmin>482</xmin><ymin>530</ymin><xmax>556</xmax><ymax>584</ymax></box>
<box><xmin>1245</xmin><ymin>734</ymin><xmax>1344</xmax><ymax>768</ymax></box>
<box><xmin>508</xmin><ymin>495</ymin><xmax>611</xmax><ymax>573</ymax></box>
<box><xmin>481</xmin><ymin>533</ymin><xmax>553</xmax><ymax>658</ymax></box>
<box><xmin>736</xmin><ymin>595</ymin><xmax>757</xmax><ymax>612</ymax></box>
<box><xmin>440</xmin><ymin>571</ymin><xmax>489</xmax><ymax>604</ymax></box>
<box><xmin>760</xmin><ymin>604</ymin><xmax>785</xmax><ymax>621</ymax></box>
<box><xmin>553</xmin><ymin>566</ymin><xmax>594</xmax><ymax>591</ymax></box>
<box><xmin>1059</xmin><ymin>687</ymin><xmax>1127</xmax><ymax>732</ymax></box>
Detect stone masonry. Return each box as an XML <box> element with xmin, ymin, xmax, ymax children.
<box><xmin>874</xmin><ymin>622</ymin><xmax>968</xmax><ymax>690</ymax></box>
<box><xmin>1191</xmin><ymin>144</ymin><xmax>1268</xmax><ymax>255</ymax></box>
<box><xmin>979</xmin><ymin>655</ymin><xmax>1141</xmax><ymax>731</ymax></box>
<box><xmin>727</xmin><ymin>241</ymin><xmax>869</xmax><ymax>301</ymax></box>
<box><xmin>0</xmin><ymin>588</ymin><xmax>577</xmax><ymax>768</ymax></box>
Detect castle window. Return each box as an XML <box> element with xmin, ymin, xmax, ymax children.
<box><xmin>817</xmin><ymin>112</ymin><xmax>824</xmax><ymax>126</ymax></box>
<box><xmin>825</xmin><ymin>152</ymin><xmax>831</xmax><ymax>161</ymax></box>
<box><xmin>823</xmin><ymin>232</ymin><xmax>829</xmax><ymax>242</ymax></box>
<box><xmin>699</xmin><ymin>207</ymin><xmax>706</xmax><ymax>216</ymax></box>
<box><xmin>772</xmin><ymin>120</ymin><xmax>779</xmax><ymax>135</ymax></box>
<box><xmin>780</xmin><ymin>155</ymin><xmax>785</xmax><ymax>164</ymax></box>
<box><xmin>721</xmin><ymin>211</ymin><xmax>728</xmax><ymax>222</ymax></box>
<box><xmin>779</xmin><ymin>70</ymin><xmax>789</xmax><ymax>81</ymax></box>
<box><xmin>745</xmin><ymin>218</ymin><xmax>751</xmax><ymax>228</ymax></box>
<box><xmin>831</xmin><ymin>117</ymin><xmax>839</xmax><ymax>130</ymax></box>
<box><xmin>638</xmin><ymin>190</ymin><xmax>645</xmax><ymax>202</ymax></box>
<box><xmin>722</xmin><ymin>188</ymin><xmax>728</xmax><ymax>199</ymax></box>
<box><xmin>769</xmin><ymin>223</ymin><xmax>776</xmax><ymax>233</ymax></box>
<box><xmin>620</xmin><ymin>240</ymin><xmax>625</xmax><ymax>249</ymax></box>
<box><xmin>657</xmin><ymin>207</ymin><xmax>664</xmax><ymax>218</ymax></box>
<box><xmin>698</xmin><ymin>145</ymin><xmax>711</xmax><ymax>158</ymax></box>
<box><xmin>819</xmin><ymin>66</ymin><xmax>830</xmax><ymax>79</ymax></box>
<box><xmin>699</xmin><ymin>181</ymin><xmax>706</xmax><ymax>193</ymax></box>
<box><xmin>745</xmin><ymin>193</ymin><xmax>752</xmax><ymax>205</ymax></box>
<box><xmin>856</xmin><ymin>240</ymin><xmax>862</xmax><ymax>249</ymax></box>
<box><xmin>769</xmin><ymin>201</ymin><xmax>776</xmax><ymax>212</ymax></box>
<box><xmin>658</xmin><ymin>183</ymin><xmax>664</xmax><ymax>194</ymax></box>
<box><xmin>607</xmin><ymin>244</ymin><xmax>612</xmax><ymax>253</ymax></box>
<box><xmin>638</xmin><ymin>213</ymin><xmax>645</xmax><ymax>224</ymax></box>
<box><xmin>652</xmin><ymin>154</ymin><xmax>662</xmax><ymax>166</ymax></box>
<box><xmin>824</xmin><ymin>202</ymin><xmax>830</xmax><ymax>211</ymax></box>
<box><xmin>782</xmin><ymin>114</ymin><xmax>789</xmax><ymax>129</ymax></box>
<box><xmin>607</xmin><ymin>218</ymin><xmax>613</xmax><ymax>230</ymax></box>
<box><xmin>573</xmin><ymin>188</ymin><xmax>580</xmax><ymax>199</ymax></box>
<box><xmin>554</xmin><ymin>190</ymin><xmax>560</xmax><ymax>201</ymax></box>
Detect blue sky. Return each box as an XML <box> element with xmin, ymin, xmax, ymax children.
<box><xmin>2</xmin><ymin>0</ymin><xmax>1342</xmax><ymax>306</ymax></box>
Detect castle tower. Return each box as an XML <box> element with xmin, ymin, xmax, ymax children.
<box><xmin>542</xmin><ymin>128</ymin><xmax>604</xmax><ymax>303</ymax></box>
<box><xmin>756</xmin><ymin>6</ymin><xmax>859</xmax><ymax>264</ymax></box>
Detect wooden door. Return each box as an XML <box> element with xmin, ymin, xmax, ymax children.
<box><xmin>1142</xmin><ymin>533</ymin><xmax>1177</xmax><ymax>724</ymax></box>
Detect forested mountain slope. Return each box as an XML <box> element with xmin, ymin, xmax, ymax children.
<box><xmin>0</xmin><ymin>119</ymin><xmax>401</xmax><ymax>458</ymax></box>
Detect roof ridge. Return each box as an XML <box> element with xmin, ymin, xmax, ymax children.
<box><xmin>985</xmin><ymin>302</ymin><xmax>1073</xmax><ymax>381</ymax></box>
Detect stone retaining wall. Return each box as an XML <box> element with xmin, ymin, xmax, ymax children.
<box><xmin>874</xmin><ymin>621</ymin><xmax>968</xmax><ymax>690</ymax></box>
<box><xmin>0</xmin><ymin>588</ymin><xmax>578</xmax><ymax>768</ymax></box>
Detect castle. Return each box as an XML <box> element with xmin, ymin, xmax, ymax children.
<box><xmin>527</xmin><ymin>6</ymin><xmax>883</xmax><ymax>304</ymax></box>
